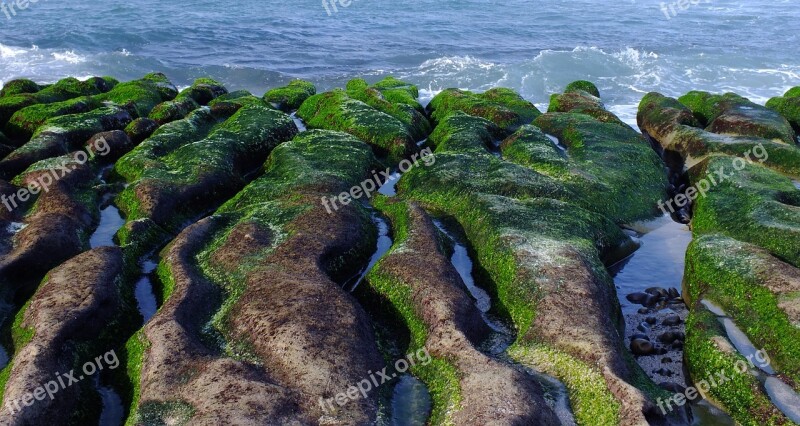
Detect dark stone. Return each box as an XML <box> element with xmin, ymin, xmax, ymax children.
<box><xmin>662</xmin><ymin>315</ymin><xmax>682</xmax><ymax>327</ymax></box>
<box><xmin>658</xmin><ymin>331</ymin><xmax>685</xmax><ymax>344</ymax></box>
<box><xmin>630</xmin><ymin>338</ymin><xmax>656</xmax><ymax>355</ymax></box>
<box><xmin>645</xmin><ymin>316</ymin><xmax>657</xmax><ymax>325</ymax></box>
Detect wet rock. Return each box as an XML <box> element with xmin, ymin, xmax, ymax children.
<box><xmin>264</xmin><ymin>79</ymin><xmax>316</xmax><ymax>112</ymax></box>
<box><xmin>662</xmin><ymin>357</ymin><xmax>673</xmax><ymax>363</ymax></box>
<box><xmin>658</xmin><ymin>331</ymin><xmax>686</xmax><ymax>344</ymax></box>
<box><xmin>631</xmin><ymin>338</ymin><xmax>656</xmax><ymax>356</ymax></box>
<box><xmin>124</xmin><ymin>117</ymin><xmax>159</xmax><ymax>144</ymax></box>
<box><xmin>428</xmin><ymin>87</ymin><xmax>541</xmax><ymax>133</ymax></box>
<box><xmin>364</xmin><ymin>201</ymin><xmax>558</xmax><ymax>424</ymax></box>
<box><xmin>645</xmin><ymin>316</ymin><xmax>657</xmax><ymax>325</ymax></box>
<box><xmin>0</xmin><ymin>247</ymin><xmax>124</xmax><ymax>424</ymax></box>
<box><xmin>297</xmin><ymin>88</ymin><xmax>419</xmax><ymax>163</ymax></box>
<box><xmin>115</xmin><ymin>104</ymin><xmax>297</xmax><ymax>230</ymax></box>
<box><xmin>637</xmin><ymin>322</ymin><xmax>650</xmax><ymax>333</ymax></box>
<box><xmin>631</xmin><ymin>333</ymin><xmax>649</xmax><ymax>341</ymax></box>
<box><xmin>662</xmin><ymin>315</ymin><xmax>683</xmax><ymax>326</ymax></box>
<box><xmin>645</xmin><ymin>287</ymin><xmax>668</xmax><ymax>297</ymax></box>
<box><xmin>659</xmin><ymin>382</ymin><xmax>686</xmax><ymax>394</ymax></box>
<box><xmin>668</xmin><ymin>287</ymin><xmax>680</xmax><ymax>299</ymax></box>
<box><xmin>638</xmin><ymin>307</ymin><xmax>651</xmax><ymax>314</ymax></box>
<box><xmin>627</xmin><ymin>292</ymin><xmax>650</xmax><ymax>304</ymax></box>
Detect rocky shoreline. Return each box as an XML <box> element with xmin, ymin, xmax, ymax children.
<box><xmin>0</xmin><ymin>73</ymin><xmax>797</xmax><ymax>425</ymax></box>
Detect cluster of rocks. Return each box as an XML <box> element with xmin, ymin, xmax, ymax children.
<box><xmin>1</xmin><ymin>70</ymin><xmax>797</xmax><ymax>425</ymax></box>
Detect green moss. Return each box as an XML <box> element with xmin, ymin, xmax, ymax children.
<box><xmin>177</xmin><ymin>78</ymin><xmax>227</xmax><ymax>106</ymax></box>
<box><xmin>148</xmin><ymin>97</ymin><xmax>200</xmax><ymax>125</ymax></box>
<box><xmin>766</xmin><ymin>95</ymin><xmax>800</xmax><ymax>134</ymax></box>
<box><xmin>297</xmin><ymin>89</ymin><xmax>418</xmax><ymax>163</ymax></box>
<box><xmin>123</xmin><ymin>330</ymin><xmax>151</xmax><ymax>426</ymax></box>
<box><xmin>531</xmin><ymin>112</ymin><xmax>668</xmax><ymax>223</ymax></box>
<box><xmin>263</xmin><ymin>79</ymin><xmax>316</xmax><ymax>112</ymax></box>
<box><xmin>346</xmin><ymin>77</ymin><xmax>431</xmax><ymax>141</ymax></box>
<box><xmin>565</xmin><ymin>80</ymin><xmax>600</xmax><ymax>97</ymax></box>
<box><xmin>678</xmin><ymin>91</ymin><xmax>796</xmax><ymax>144</ymax></box>
<box><xmin>684</xmin><ymin>307</ymin><xmax>790</xmax><ymax>425</ymax></box>
<box><xmin>427</xmin><ymin>87</ymin><xmax>540</xmax><ymax>133</ymax></box>
<box><xmin>509</xmin><ymin>344</ymin><xmax>620</xmax><ymax>425</ymax></box>
<box><xmin>1</xmin><ymin>79</ymin><xmax>40</xmax><ymax>97</ymax></box>
<box><xmin>97</xmin><ymin>73</ymin><xmax>177</xmax><ymax>118</ymax></box>
<box><xmin>685</xmin><ymin>234</ymin><xmax>800</xmax><ymax>384</ymax></box>
<box><xmin>6</xmin><ymin>96</ymin><xmax>103</xmax><ymax>139</ymax></box>
<box><xmin>0</xmin><ymin>76</ymin><xmax>114</xmax><ymax>126</ymax></box>
<box><xmin>689</xmin><ymin>155</ymin><xmax>800</xmax><ymax>267</ymax></box>
<box><xmin>547</xmin><ymin>89</ymin><xmax>626</xmax><ymax>126</ymax></box>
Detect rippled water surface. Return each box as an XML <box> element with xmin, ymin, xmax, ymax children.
<box><xmin>1</xmin><ymin>0</ymin><xmax>798</xmax><ymax>125</ymax></box>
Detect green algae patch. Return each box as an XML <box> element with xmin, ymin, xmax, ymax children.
<box><xmin>0</xmin><ymin>76</ymin><xmax>115</xmax><ymax>127</ymax></box>
<box><xmin>427</xmin><ymin>87</ymin><xmax>540</xmax><ymax>133</ymax></box>
<box><xmin>689</xmin><ymin>155</ymin><xmax>800</xmax><ymax>267</ymax></box>
<box><xmin>5</xmin><ymin>96</ymin><xmax>103</xmax><ymax>139</ymax></box>
<box><xmin>531</xmin><ymin>112</ymin><xmax>669</xmax><ymax>223</ymax></box>
<box><xmin>297</xmin><ymin>89</ymin><xmax>418</xmax><ymax>163</ymax></box>
<box><xmin>97</xmin><ymin>73</ymin><xmax>177</xmax><ymax>119</ymax></box>
<box><xmin>510</xmin><ymin>344</ymin><xmax>620</xmax><ymax>426</ymax></box>
<box><xmin>123</xmin><ymin>330</ymin><xmax>151</xmax><ymax>426</ymax></box>
<box><xmin>547</xmin><ymin>87</ymin><xmax>626</xmax><ymax>126</ymax></box>
<box><xmin>684</xmin><ymin>307</ymin><xmax>791</xmax><ymax>425</ymax></box>
<box><xmin>149</xmin><ymin>78</ymin><xmax>227</xmax><ymax>125</ymax></box>
<box><xmin>263</xmin><ymin>79</ymin><xmax>316</xmax><ymax>112</ymax></box>
<box><xmin>685</xmin><ymin>234</ymin><xmax>800</xmax><ymax>384</ymax></box>
<box><xmin>366</xmin><ymin>197</ymin><xmax>461</xmax><ymax>425</ymax></box>
<box><xmin>0</xmin><ymin>79</ymin><xmax>40</xmax><ymax>97</ymax></box>
<box><xmin>565</xmin><ymin>80</ymin><xmax>601</xmax><ymax>98</ymax></box>
<box><xmin>766</xmin><ymin>92</ymin><xmax>800</xmax><ymax>134</ymax></box>
<box><xmin>346</xmin><ymin>77</ymin><xmax>431</xmax><ymax>141</ymax></box>
<box><xmin>117</xmin><ymin>104</ymin><xmax>297</xmax><ymax>229</ymax></box>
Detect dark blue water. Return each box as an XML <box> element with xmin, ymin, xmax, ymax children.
<box><xmin>1</xmin><ymin>0</ymin><xmax>798</xmax><ymax>125</ymax></box>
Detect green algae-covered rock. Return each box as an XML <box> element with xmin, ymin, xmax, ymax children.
<box><xmin>97</xmin><ymin>73</ymin><xmax>177</xmax><ymax>118</ymax></box>
<box><xmin>124</xmin><ymin>117</ymin><xmax>159</xmax><ymax>144</ymax></box>
<box><xmin>5</xmin><ymin>96</ymin><xmax>103</xmax><ymax>140</ymax></box>
<box><xmin>263</xmin><ymin>79</ymin><xmax>316</xmax><ymax>112</ymax></box>
<box><xmin>565</xmin><ymin>80</ymin><xmax>600</xmax><ymax>97</ymax></box>
<box><xmin>208</xmin><ymin>90</ymin><xmax>270</xmax><ymax>113</ymax></box>
<box><xmin>5</xmin><ymin>74</ymin><xmax>176</xmax><ymax>142</ymax></box>
<box><xmin>689</xmin><ymin>155</ymin><xmax>800</xmax><ymax>267</ymax></box>
<box><xmin>116</xmin><ymin>104</ymin><xmax>296</xmax><ymax>229</ymax></box>
<box><xmin>297</xmin><ymin>89</ymin><xmax>418</xmax><ymax>163</ymax></box>
<box><xmin>149</xmin><ymin>78</ymin><xmax>225</xmax><ymax>125</ymax></box>
<box><xmin>346</xmin><ymin>77</ymin><xmax>431</xmax><ymax>141</ymax></box>
<box><xmin>532</xmin><ymin>112</ymin><xmax>668</xmax><ymax>223</ymax></box>
<box><xmin>0</xmin><ymin>106</ymin><xmax>133</xmax><ymax>179</ymax></box>
<box><xmin>638</xmin><ymin>92</ymin><xmax>800</xmax><ymax>176</ymax></box>
<box><xmin>397</xmin><ymin>90</ymin><xmax>678</xmax><ymax>424</ymax></box>
<box><xmin>427</xmin><ymin>87</ymin><xmax>540</xmax><ymax>133</ymax></box>
<box><xmin>766</xmin><ymin>90</ymin><xmax>800</xmax><ymax>135</ymax></box>
<box><xmin>126</xmin><ymin>130</ymin><xmax>385</xmax><ymax>424</ymax></box>
<box><xmin>678</xmin><ymin>91</ymin><xmax>796</xmax><ymax>144</ymax></box>
<box><xmin>548</xmin><ymin>86</ymin><xmax>626</xmax><ymax>126</ymax></box>
<box><xmin>684</xmin><ymin>307</ymin><xmax>792</xmax><ymax>425</ymax></box>
<box><xmin>0</xmin><ymin>79</ymin><xmax>40</xmax><ymax>97</ymax></box>
<box><xmin>685</xmin><ymin>234</ymin><xmax>800</xmax><ymax>385</ymax></box>
<box><xmin>0</xmin><ymin>76</ymin><xmax>115</xmax><ymax>127</ymax></box>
